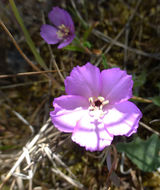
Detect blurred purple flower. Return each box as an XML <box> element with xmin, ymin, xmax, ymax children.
<box><xmin>40</xmin><ymin>7</ymin><xmax>75</xmax><ymax>49</ymax></box>
<box><xmin>50</xmin><ymin>63</ymin><xmax>142</xmax><ymax>151</ymax></box>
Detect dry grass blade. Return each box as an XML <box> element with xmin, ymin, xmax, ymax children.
<box><xmin>92</xmin><ymin>29</ymin><xmax>160</xmax><ymax>60</ymax></box>
<box><xmin>0</xmin><ymin>70</ymin><xmax>62</xmax><ymax>79</ymax></box>
<box><xmin>139</xmin><ymin>121</ymin><xmax>160</xmax><ymax>136</ymax></box>
<box><xmin>0</xmin><ymin>20</ymin><xmax>46</xmax><ymax>77</ymax></box>
<box><xmin>0</xmin><ymin>119</ymin><xmax>51</xmax><ymax>189</ymax></box>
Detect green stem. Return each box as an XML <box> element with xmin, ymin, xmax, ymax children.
<box><xmin>9</xmin><ymin>0</ymin><xmax>48</xmax><ymax>70</ymax></box>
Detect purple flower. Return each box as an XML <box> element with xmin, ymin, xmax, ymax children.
<box><xmin>40</xmin><ymin>7</ymin><xmax>75</xmax><ymax>49</ymax></box>
<box><xmin>50</xmin><ymin>63</ymin><xmax>142</xmax><ymax>151</ymax></box>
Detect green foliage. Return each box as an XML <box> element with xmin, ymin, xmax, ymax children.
<box><xmin>0</xmin><ymin>145</ymin><xmax>18</xmax><ymax>151</ymax></box>
<box><xmin>83</xmin><ymin>41</ymin><xmax>92</xmax><ymax>49</ymax></box>
<box><xmin>116</xmin><ymin>134</ymin><xmax>160</xmax><ymax>172</ymax></box>
<box><xmin>133</xmin><ymin>71</ymin><xmax>146</xmax><ymax>87</ymax></box>
<box><xmin>83</xmin><ymin>25</ymin><xmax>93</xmax><ymax>42</ymax></box>
<box><xmin>9</xmin><ymin>0</ymin><xmax>48</xmax><ymax>70</ymax></box>
<box><xmin>151</xmin><ymin>96</ymin><xmax>160</xmax><ymax>107</ymax></box>
<box><xmin>63</xmin><ymin>45</ymin><xmax>85</xmax><ymax>52</ymax></box>
<box><xmin>101</xmin><ymin>54</ymin><xmax>108</xmax><ymax>69</ymax></box>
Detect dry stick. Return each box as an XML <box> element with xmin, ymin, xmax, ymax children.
<box><xmin>0</xmin><ymin>80</ymin><xmax>48</xmax><ymax>90</ymax></box>
<box><xmin>96</xmin><ymin>28</ymin><xmax>124</xmax><ymax>66</ymax></box>
<box><xmin>15</xmin><ymin>166</ymin><xmax>24</xmax><ymax>190</ymax></box>
<box><xmin>139</xmin><ymin>121</ymin><xmax>160</xmax><ymax>136</ymax></box>
<box><xmin>48</xmin><ymin>44</ymin><xmax>65</xmax><ymax>82</ymax></box>
<box><xmin>3</xmin><ymin>101</ymin><xmax>34</xmax><ymax>134</ymax></box>
<box><xmin>41</xmin><ymin>12</ymin><xmax>64</xmax><ymax>82</ymax></box>
<box><xmin>51</xmin><ymin>167</ymin><xmax>84</xmax><ymax>190</ymax></box>
<box><xmin>70</xmin><ymin>0</ymin><xmax>159</xmax><ymax>61</ymax></box>
<box><xmin>0</xmin><ymin>20</ymin><xmax>49</xmax><ymax>79</ymax></box>
<box><xmin>0</xmin><ymin>70</ymin><xmax>62</xmax><ymax>79</ymax></box>
<box><xmin>132</xmin><ymin>96</ymin><xmax>152</xmax><ymax>103</ymax></box>
<box><xmin>0</xmin><ymin>20</ymin><xmax>59</xmax><ymax>86</ymax></box>
<box><xmin>106</xmin><ymin>145</ymin><xmax>118</xmax><ymax>188</ymax></box>
<box><xmin>0</xmin><ymin>118</ymin><xmax>51</xmax><ymax>189</ymax></box>
<box><xmin>124</xmin><ymin>24</ymin><xmax>129</xmax><ymax>68</ymax></box>
<box><xmin>43</xmin><ymin>146</ymin><xmax>84</xmax><ymax>189</ymax></box>
<box><xmin>124</xmin><ymin>0</ymin><xmax>142</xmax><ymax>69</ymax></box>
<box><xmin>96</xmin><ymin>0</ymin><xmax>142</xmax><ymax>67</ymax></box>
<box><xmin>92</xmin><ymin>29</ymin><xmax>160</xmax><ymax>61</ymax></box>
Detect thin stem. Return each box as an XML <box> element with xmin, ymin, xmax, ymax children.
<box><xmin>9</xmin><ymin>0</ymin><xmax>48</xmax><ymax>70</ymax></box>
<box><xmin>0</xmin><ymin>70</ymin><xmax>62</xmax><ymax>79</ymax></box>
<box><xmin>0</xmin><ymin>20</ymin><xmax>49</xmax><ymax>79</ymax></box>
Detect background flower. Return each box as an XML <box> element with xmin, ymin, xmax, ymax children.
<box><xmin>50</xmin><ymin>63</ymin><xmax>142</xmax><ymax>151</ymax></box>
<box><xmin>40</xmin><ymin>7</ymin><xmax>75</xmax><ymax>48</ymax></box>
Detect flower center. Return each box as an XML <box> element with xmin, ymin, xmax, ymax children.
<box><xmin>56</xmin><ymin>24</ymin><xmax>70</xmax><ymax>39</ymax></box>
<box><xmin>88</xmin><ymin>96</ymin><xmax>109</xmax><ymax>119</ymax></box>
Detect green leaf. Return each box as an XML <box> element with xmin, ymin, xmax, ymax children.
<box><xmin>133</xmin><ymin>71</ymin><xmax>146</xmax><ymax>87</ymax></box>
<box><xmin>156</xmin><ymin>83</ymin><xmax>160</xmax><ymax>90</ymax></box>
<box><xmin>151</xmin><ymin>96</ymin><xmax>160</xmax><ymax>107</ymax></box>
<box><xmin>9</xmin><ymin>0</ymin><xmax>48</xmax><ymax>70</ymax></box>
<box><xmin>83</xmin><ymin>41</ymin><xmax>92</xmax><ymax>49</ymax></box>
<box><xmin>83</xmin><ymin>25</ymin><xmax>93</xmax><ymax>42</ymax></box>
<box><xmin>116</xmin><ymin>134</ymin><xmax>160</xmax><ymax>172</ymax></box>
<box><xmin>102</xmin><ymin>54</ymin><xmax>108</xmax><ymax>69</ymax></box>
<box><xmin>63</xmin><ymin>45</ymin><xmax>85</xmax><ymax>52</ymax></box>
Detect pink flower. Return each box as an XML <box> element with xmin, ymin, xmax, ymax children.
<box><xmin>40</xmin><ymin>7</ymin><xmax>75</xmax><ymax>49</ymax></box>
<box><xmin>50</xmin><ymin>63</ymin><xmax>142</xmax><ymax>151</ymax></box>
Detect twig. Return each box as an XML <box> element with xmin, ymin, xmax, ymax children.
<box><xmin>124</xmin><ymin>0</ymin><xmax>142</xmax><ymax>68</ymax></box>
<box><xmin>139</xmin><ymin>121</ymin><xmax>160</xmax><ymax>136</ymax></box>
<box><xmin>70</xmin><ymin>0</ymin><xmax>88</xmax><ymax>28</ymax></box>
<box><xmin>51</xmin><ymin>167</ymin><xmax>84</xmax><ymax>190</ymax></box>
<box><xmin>120</xmin><ymin>152</ymin><xmax>132</xmax><ymax>174</ymax></box>
<box><xmin>3</xmin><ymin>103</ymin><xmax>34</xmax><ymax>134</ymax></box>
<box><xmin>41</xmin><ymin>11</ymin><xmax>65</xmax><ymax>82</ymax></box>
<box><xmin>15</xmin><ymin>166</ymin><xmax>24</xmax><ymax>190</ymax></box>
<box><xmin>49</xmin><ymin>47</ymin><xmax>65</xmax><ymax>82</ymax></box>
<box><xmin>0</xmin><ymin>70</ymin><xmax>62</xmax><ymax>79</ymax></box>
<box><xmin>106</xmin><ymin>145</ymin><xmax>120</xmax><ymax>187</ymax></box>
<box><xmin>92</xmin><ymin>29</ymin><xmax>160</xmax><ymax>60</ymax></box>
<box><xmin>0</xmin><ymin>19</ymin><xmax>48</xmax><ymax>79</ymax></box>
<box><xmin>96</xmin><ymin>0</ymin><xmax>141</xmax><ymax>67</ymax></box>
<box><xmin>0</xmin><ymin>19</ymin><xmax>58</xmax><ymax>85</ymax></box>
<box><xmin>0</xmin><ymin>118</ymin><xmax>51</xmax><ymax>189</ymax></box>
<box><xmin>96</xmin><ymin>27</ymin><xmax>124</xmax><ymax>66</ymax></box>
<box><xmin>0</xmin><ymin>80</ymin><xmax>48</xmax><ymax>90</ymax></box>
<box><xmin>131</xmin><ymin>96</ymin><xmax>152</xmax><ymax>103</ymax></box>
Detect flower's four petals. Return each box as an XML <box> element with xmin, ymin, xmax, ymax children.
<box><xmin>72</xmin><ymin>112</ymin><xmax>113</xmax><ymax>151</ymax></box>
<box><xmin>50</xmin><ymin>95</ymin><xmax>88</xmax><ymax>133</ymax></box>
<box><xmin>40</xmin><ymin>24</ymin><xmax>59</xmax><ymax>44</ymax></box>
<box><xmin>48</xmin><ymin>7</ymin><xmax>74</xmax><ymax>31</ymax></box>
<box><xmin>65</xmin><ymin>62</ymin><xmax>101</xmax><ymax>98</ymax></box>
<box><xmin>101</xmin><ymin>68</ymin><xmax>133</xmax><ymax>104</ymax></box>
<box><xmin>104</xmin><ymin>101</ymin><xmax>142</xmax><ymax>137</ymax></box>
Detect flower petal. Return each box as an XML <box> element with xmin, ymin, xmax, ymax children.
<box><xmin>50</xmin><ymin>95</ymin><xmax>88</xmax><ymax>132</ymax></box>
<box><xmin>53</xmin><ymin>95</ymin><xmax>89</xmax><ymax>110</ymax></box>
<box><xmin>72</xmin><ymin>112</ymin><xmax>113</xmax><ymax>151</ymax></box>
<box><xmin>48</xmin><ymin>7</ymin><xmax>74</xmax><ymax>31</ymax></box>
<box><xmin>40</xmin><ymin>24</ymin><xmax>59</xmax><ymax>44</ymax></box>
<box><xmin>65</xmin><ymin>63</ymin><xmax>101</xmax><ymax>98</ymax></box>
<box><xmin>104</xmin><ymin>101</ymin><xmax>142</xmax><ymax>136</ymax></box>
<box><xmin>100</xmin><ymin>68</ymin><xmax>133</xmax><ymax>104</ymax></box>
<box><xmin>57</xmin><ymin>34</ymin><xmax>75</xmax><ymax>49</ymax></box>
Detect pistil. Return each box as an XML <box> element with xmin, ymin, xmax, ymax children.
<box><xmin>56</xmin><ymin>24</ymin><xmax>70</xmax><ymax>39</ymax></box>
<box><xmin>88</xmin><ymin>96</ymin><xmax>109</xmax><ymax>119</ymax></box>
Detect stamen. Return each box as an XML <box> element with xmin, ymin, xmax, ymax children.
<box><xmin>56</xmin><ymin>24</ymin><xmax>70</xmax><ymax>39</ymax></box>
<box><xmin>88</xmin><ymin>96</ymin><xmax>109</xmax><ymax>119</ymax></box>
